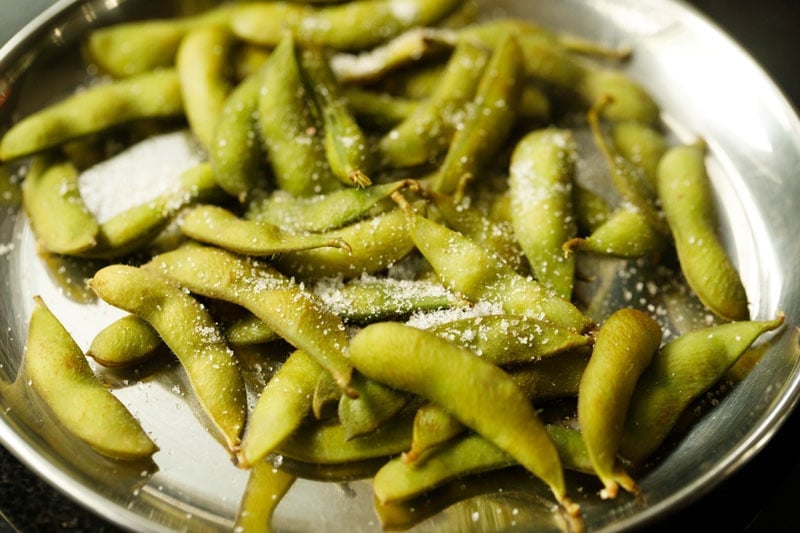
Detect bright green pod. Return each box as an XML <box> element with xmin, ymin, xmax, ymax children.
<box><xmin>259</xmin><ymin>34</ymin><xmax>340</xmax><ymax>197</ymax></box>
<box><xmin>509</xmin><ymin>127</ymin><xmax>578</xmax><ymax>300</ymax></box>
<box><xmin>24</xmin><ymin>296</ymin><xmax>158</xmax><ymax>460</ymax></box>
<box><xmin>234</xmin><ymin>460</ymin><xmax>296</xmax><ymax>533</ymax></box>
<box><xmin>143</xmin><ymin>244</ymin><xmax>356</xmax><ymax>397</ymax></box>
<box><xmin>375</xmin><ymin>426</ymin><xmax>595</xmax><ymax>505</ymax></box>
<box><xmin>578</xmin><ymin>308</ymin><xmax>661</xmax><ymax>499</ymax></box>
<box><xmin>230</xmin><ymin>0</ymin><xmax>465</xmax><ymax>51</ymax></box>
<box><xmin>408</xmin><ymin>212</ymin><xmax>594</xmax><ymax>334</ymax></box>
<box><xmin>428</xmin><ymin>190</ymin><xmax>527</xmax><ymax>274</ymax></box>
<box><xmin>300</xmin><ymin>46</ymin><xmax>375</xmax><ymax>188</ymax></box>
<box><xmin>612</xmin><ymin>121</ymin><xmax>668</xmax><ymax>188</ymax></box>
<box><xmin>656</xmin><ymin>142</ymin><xmax>749</xmax><ymax>321</ymax></box>
<box><xmin>406</xmin><ymin>349</ymin><xmax>591</xmax><ymax>462</ymax></box>
<box><xmin>343</xmin><ymin>89</ymin><xmax>419</xmax><ymax>131</ymax></box>
<box><xmin>578</xmin><ymin>68</ymin><xmax>660</xmax><ymax>125</ymax></box>
<box><xmin>21</xmin><ymin>157</ymin><xmax>99</xmax><ymax>255</ymax></box>
<box><xmin>245</xmin><ymin>179</ymin><xmax>416</xmax><ymax>233</ymax></box>
<box><xmin>87</xmin><ymin>315</ymin><xmax>163</xmax><ymax>368</ymax></box>
<box><xmin>378</xmin><ymin>39</ymin><xmax>490</xmax><ymax>168</ymax></box>
<box><xmin>337</xmin><ymin>373</ymin><xmax>411</xmax><ymax>440</ymax></box>
<box><xmin>348</xmin><ymin>322</ymin><xmax>577</xmax><ymax>515</ymax></box>
<box><xmin>89</xmin><ymin>265</ymin><xmax>247</xmax><ymax>452</ymax></box>
<box><xmin>78</xmin><ymin>162</ymin><xmax>225</xmax><ymax>260</ymax></box>
<box><xmin>83</xmin><ymin>6</ymin><xmax>234</xmax><ymax>77</ymax></box>
<box><xmin>0</xmin><ymin>70</ymin><xmax>183</xmax><ymax>162</ymax></box>
<box><xmin>176</xmin><ymin>25</ymin><xmax>235</xmax><ymax>150</ymax></box>
<box><xmin>563</xmin><ymin>207</ymin><xmax>668</xmax><ymax>259</ymax></box>
<box><xmin>272</xmin><ymin>207</ymin><xmax>416</xmax><ymax>281</ymax></box>
<box><xmin>433</xmin><ymin>31</ymin><xmax>524</xmax><ymax>194</ymax></box>
<box><xmin>238</xmin><ymin>350</ymin><xmax>324</xmax><ymax>468</ymax></box>
<box><xmin>211</xmin><ymin>68</ymin><xmax>268</xmax><ymax>201</ymax></box>
<box><xmin>426</xmin><ymin>314</ymin><xmax>592</xmax><ymax>367</ymax></box>
<box><xmin>619</xmin><ymin>314</ymin><xmax>785</xmax><ymax>465</ymax></box>
<box><xmin>573</xmin><ymin>184</ymin><xmax>612</xmax><ymax>235</ymax></box>
<box><xmin>277</xmin><ymin>409</ymin><xmax>415</xmax><ymax>465</ymax></box>
<box><xmin>179</xmin><ymin>204</ymin><xmax>352</xmax><ymax>256</ymax></box>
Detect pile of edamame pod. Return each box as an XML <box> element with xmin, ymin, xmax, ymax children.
<box><xmin>0</xmin><ymin>0</ymin><xmax>787</xmax><ymax>530</ymax></box>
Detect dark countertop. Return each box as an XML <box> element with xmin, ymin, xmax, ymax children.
<box><xmin>2</xmin><ymin>1</ymin><xmax>800</xmax><ymax>531</ymax></box>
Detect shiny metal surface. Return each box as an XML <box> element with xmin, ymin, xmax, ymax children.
<box><xmin>0</xmin><ymin>1</ymin><xmax>799</xmax><ymax>532</ymax></box>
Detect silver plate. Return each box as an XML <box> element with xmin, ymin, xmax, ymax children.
<box><xmin>1</xmin><ymin>1</ymin><xmax>799</xmax><ymax>532</ymax></box>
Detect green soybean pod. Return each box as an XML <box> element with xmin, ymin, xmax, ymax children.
<box><xmin>271</xmin><ymin>207</ymin><xmax>416</xmax><ymax>281</ymax></box>
<box><xmin>235</xmin><ymin>460</ymin><xmax>296</xmax><ymax>533</ymax></box>
<box><xmin>378</xmin><ymin>38</ymin><xmax>490</xmax><ymax>168</ymax></box>
<box><xmin>89</xmin><ymin>264</ymin><xmax>247</xmax><ymax>452</ymax></box>
<box><xmin>577</xmin><ymin>308</ymin><xmax>661</xmax><ymax>499</ymax></box>
<box><xmin>277</xmin><ymin>409</ymin><xmax>415</xmax><ymax>465</ymax></box>
<box><xmin>407</xmin><ymin>212</ymin><xmax>593</xmax><ymax>334</ymax></box>
<box><xmin>509</xmin><ymin>127</ymin><xmax>578</xmax><ymax>300</ymax></box>
<box><xmin>300</xmin><ymin>46</ymin><xmax>375</xmax><ymax>188</ymax></box>
<box><xmin>87</xmin><ymin>315</ymin><xmax>163</xmax><ymax>368</ymax></box>
<box><xmin>573</xmin><ymin>184</ymin><xmax>612</xmax><ymax>235</ymax></box>
<box><xmin>342</xmin><ymin>89</ymin><xmax>419</xmax><ymax>131</ymax></box>
<box><xmin>337</xmin><ymin>373</ymin><xmax>411</xmax><ymax>439</ymax></box>
<box><xmin>230</xmin><ymin>0</ymin><xmax>465</xmax><ymax>51</ymax></box>
<box><xmin>427</xmin><ymin>191</ymin><xmax>527</xmax><ymax>275</ymax></box>
<box><xmin>143</xmin><ymin>244</ymin><xmax>356</xmax><ymax>397</ymax></box>
<box><xmin>245</xmin><ymin>179</ymin><xmax>417</xmax><ymax>233</ymax></box>
<box><xmin>176</xmin><ymin>25</ymin><xmax>235</xmax><ymax>150</ymax></box>
<box><xmin>619</xmin><ymin>314</ymin><xmax>785</xmax><ymax>465</ymax></box>
<box><xmin>656</xmin><ymin>142</ymin><xmax>749</xmax><ymax>321</ymax></box>
<box><xmin>21</xmin><ymin>157</ymin><xmax>99</xmax><ymax>255</ymax></box>
<box><xmin>79</xmin><ymin>162</ymin><xmax>225</xmax><ymax>260</ymax></box>
<box><xmin>0</xmin><ymin>70</ymin><xmax>183</xmax><ymax>162</ymax></box>
<box><xmin>375</xmin><ymin>427</ymin><xmax>595</xmax><ymax>506</ymax></box>
<box><xmin>348</xmin><ymin>322</ymin><xmax>578</xmax><ymax>517</ymax></box>
<box><xmin>83</xmin><ymin>5</ymin><xmax>234</xmax><ymax>77</ymax></box>
<box><xmin>259</xmin><ymin>34</ymin><xmax>340</xmax><ymax>197</ymax></box>
<box><xmin>563</xmin><ymin>207</ymin><xmax>668</xmax><ymax>260</ymax></box>
<box><xmin>238</xmin><ymin>350</ymin><xmax>324</xmax><ymax>468</ymax></box>
<box><xmin>611</xmin><ymin>120</ymin><xmax>668</xmax><ymax>188</ymax></box>
<box><xmin>211</xmin><ymin>68</ymin><xmax>268</xmax><ymax>202</ymax></box>
<box><xmin>432</xmin><ymin>30</ymin><xmax>524</xmax><ymax>195</ymax></box>
<box><xmin>433</xmin><ymin>33</ymin><xmax>525</xmax><ymax>194</ymax></box>
<box><xmin>179</xmin><ymin>204</ymin><xmax>352</xmax><ymax>256</ymax></box>
<box><xmin>24</xmin><ymin>296</ymin><xmax>158</xmax><ymax>460</ymax></box>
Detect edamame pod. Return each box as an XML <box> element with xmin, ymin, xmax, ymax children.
<box><xmin>176</xmin><ymin>25</ymin><xmax>235</xmax><ymax>150</ymax></box>
<box><xmin>89</xmin><ymin>265</ymin><xmax>247</xmax><ymax>451</ymax></box>
<box><xmin>612</xmin><ymin>121</ymin><xmax>668</xmax><ymax>187</ymax></box>
<box><xmin>378</xmin><ymin>39</ymin><xmax>490</xmax><ymax>168</ymax></box>
<box><xmin>245</xmin><ymin>179</ymin><xmax>417</xmax><ymax>233</ymax></box>
<box><xmin>656</xmin><ymin>142</ymin><xmax>749</xmax><ymax>321</ymax></box>
<box><xmin>338</xmin><ymin>373</ymin><xmax>410</xmax><ymax>439</ymax></box>
<box><xmin>179</xmin><ymin>204</ymin><xmax>352</xmax><ymax>256</ymax></box>
<box><xmin>300</xmin><ymin>46</ymin><xmax>375</xmax><ymax>187</ymax></box>
<box><xmin>563</xmin><ymin>207</ymin><xmax>668</xmax><ymax>259</ymax></box>
<box><xmin>348</xmin><ymin>322</ymin><xmax>578</xmax><ymax>516</ymax></box>
<box><xmin>143</xmin><ymin>244</ymin><xmax>356</xmax><ymax>397</ymax></box>
<box><xmin>230</xmin><ymin>0</ymin><xmax>465</xmax><ymax>51</ymax></box>
<box><xmin>238</xmin><ymin>350</ymin><xmax>324</xmax><ymax>468</ymax></box>
<box><xmin>577</xmin><ymin>308</ymin><xmax>661</xmax><ymax>499</ymax></box>
<box><xmin>259</xmin><ymin>35</ymin><xmax>340</xmax><ymax>197</ymax></box>
<box><xmin>22</xmin><ymin>157</ymin><xmax>99</xmax><ymax>255</ymax></box>
<box><xmin>235</xmin><ymin>460</ymin><xmax>296</xmax><ymax>533</ymax></box>
<box><xmin>408</xmin><ymin>212</ymin><xmax>593</xmax><ymax>334</ymax></box>
<box><xmin>509</xmin><ymin>127</ymin><xmax>578</xmax><ymax>300</ymax></box>
<box><xmin>277</xmin><ymin>409</ymin><xmax>415</xmax><ymax>465</ymax></box>
<box><xmin>211</xmin><ymin>68</ymin><xmax>268</xmax><ymax>201</ymax></box>
<box><xmin>24</xmin><ymin>296</ymin><xmax>158</xmax><ymax>460</ymax></box>
<box><xmin>83</xmin><ymin>6</ymin><xmax>233</xmax><ymax>77</ymax></box>
<box><xmin>619</xmin><ymin>314</ymin><xmax>785</xmax><ymax>465</ymax></box>
<box><xmin>0</xmin><ymin>70</ymin><xmax>183</xmax><ymax>162</ymax></box>
<box><xmin>375</xmin><ymin>427</ymin><xmax>594</xmax><ymax>505</ymax></box>
<box><xmin>432</xmin><ymin>31</ymin><xmax>524</xmax><ymax>194</ymax></box>
<box><xmin>272</xmin><ymin>207</ymin><xmax>416</xmax><ymax>281</ymax></box>
<box><xmin>88</xmin><ymin>315</ymin><xmax>163</xmax><ymax>368</ymax></box>
<box><xmin>79</xmin><ymin>162</ymin><xmax>225</xmax><ymax>260</ymax></box>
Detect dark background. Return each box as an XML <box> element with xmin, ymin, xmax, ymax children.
<box><xmin>1</xmin><ymin>0</ymin><xmax>800</xmax><ymax>531</ymax></box>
